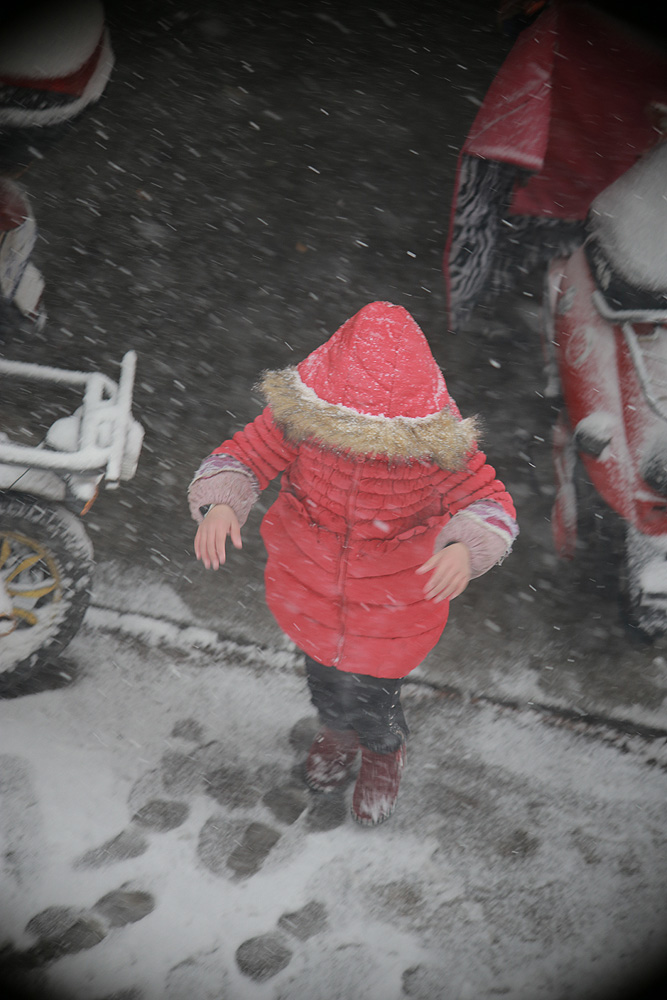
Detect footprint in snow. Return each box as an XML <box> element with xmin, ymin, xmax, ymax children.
<box><xmin>73</xmin><ymin>714</ymin><xmax>349</xmax><ymax>884</ymax></box>
<box><xmin>0</xmin><ymin>884</ymin><xmax>155</xmax><ymax>971</ymax></box>
<box><xmin>195</xmin><ymin>715</ymin><xmax>352</xmax><ymax>879</ymax></box>
<box><xmin>235</xmin><ymin>899</ymin><xmax>329</xmax><ymax>983</ymax></box>
<box><xmin>74</xmin><ymin>798</ymin><xmax>190</xmax><ymax>869</ymax></box>
<box><xmin>72</xmin><ymin>717</ymin><xmax>205</xmax><ymax>870</ymax></box>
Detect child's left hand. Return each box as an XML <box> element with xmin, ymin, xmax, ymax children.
<box><xmin>416</xmin><ymin>542</ymin><xmax>471</xmax><ymax>602</ymax></box>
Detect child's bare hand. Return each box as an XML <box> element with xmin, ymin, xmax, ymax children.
<box><xmin>194</xmin><ymin>504</ymin><xmax>242</xmax><ymax>570</ymax></box>
<box><xmin>416</xmin><ymin>542</ymin><xmax>471</xmax><ymax>602</ymax></box>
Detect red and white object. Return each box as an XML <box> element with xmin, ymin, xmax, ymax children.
<box><xmin>546</xmin><ymin>142</ymin><xmax>667</xmax><ymax>631</ymax></box>
<box><xmin>0</xmin><ymin>177</ymin><xmax>44</xmax><ymax>322</ymax></box>
<box><xmin>304</xmin><ymin>727</ymin><xmax>360</xmax><ymax>793</ymax></box>
<box><xmin>445</xmin><ymin>0</ymin><xmax>667</xmax><ymax>328</ymax></box>
<box><xmin>351</xmin><ymin>743</ymin><xmax>406</xmax><ymax>827</ymax></box>
<box><xmin>0</xmin><ymin>0</ymin><xmax>114</xmax><ymax>130</ymax></box>
<box><xmin>189</xmin><ymin>302</ymin><xmax>517</xmax><ymax>678</ymax></box>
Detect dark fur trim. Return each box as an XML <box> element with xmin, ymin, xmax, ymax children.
<box><xmin>258</xmin><ymin>368</ymin><xmax>480</xmax><ymax>470</ymax></box>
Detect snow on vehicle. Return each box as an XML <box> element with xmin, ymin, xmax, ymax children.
<box><xmin>0</xmin><ymin>0</ymin><xmax>115</xmax><ymax>326</ymax></box>
<box><xmin>444</xmin><ymin>0</ymin><xmax>667</xmax><ymax>330</ymax></box>
<box><xmin>0</xmin><ymin>176</ymin><xmax>45</xmax><ymax>326</ymax></box>
<box><xmin>0</xmin><ymin>0</ymin><xmax>138</xmax><ymax>689</ymax></box>
<box><xmin>0</xmin><ymin>351</ymin><xmax>144</xmax><ymax>685</ymax></box>
<box><xmin>444</xmin><ymin>0</ymin><xmax>667</xmax><ymax>636</ymax></box>
<box><xmin>546</xmin><ymin>142</ymin><xmax>667</xmax><ymax>634</ymax></box>
<box><xmin>0</xmin><ymin>0</ymin><xmax>114</xmax><ymax>171</ymax></box>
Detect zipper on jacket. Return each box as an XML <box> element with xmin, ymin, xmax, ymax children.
<box><xmin>334</xmin><ymin>462</ymin><xmax>362</xmax><ymax>665</ymax></box>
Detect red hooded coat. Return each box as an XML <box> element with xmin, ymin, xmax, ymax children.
<box><xmin>207</xmin><ymin>303</ymin><xmax>515</xmax><ymax>678</ymax></box>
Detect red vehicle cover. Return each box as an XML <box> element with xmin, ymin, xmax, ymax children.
<box><xmin>445</xmin><ymin>0</ymin><xmax>667</xmax><ymax>326</ymax></box>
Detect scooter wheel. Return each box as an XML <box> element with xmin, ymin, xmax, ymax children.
<box><xmin>0</xmin><ymin>493</ymin><xmax>94</xmax><ymax>695</ymax></box>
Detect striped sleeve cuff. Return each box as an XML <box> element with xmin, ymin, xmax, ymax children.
<box><xmin>435</xmin><ymin>500</ymin><xmax>518</xmax><ymax>578</ymax></box>
<box><xmin>188</xmin><ymin>454</ymin><xmax>260</xmax><ymax>525</ymax></box>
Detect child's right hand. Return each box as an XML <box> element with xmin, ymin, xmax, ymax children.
<box><xmin>194</xmin><ymin>504</ymin><xmax>242</xmax><ymax>570</ymax></box>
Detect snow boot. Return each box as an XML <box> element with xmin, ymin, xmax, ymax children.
<box><xmin>351</xmin><ymin>743</ymin><xmax>406</xmax><ymax>827</ymax></box>
<box><xmin>304</xmin><ymin>727</ymin><xmax>359</xmax><ymax>793</ymax></box>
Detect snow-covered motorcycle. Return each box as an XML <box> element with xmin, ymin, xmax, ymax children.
<box><xmin>0</xmin><ymin>0</ymin><xmax>140</xmax><ymax>688</ymax></box>
<box><xmin>0</xmin><ymin>351</ymin><xmax>144</xmax><ymax>687</ymax></box>
<box><xmin>444</xmin><ymin>1</ymin><xmax>667</xmax><ymax>635</ymax></box>
<box><xmin>546</xmin><ymin>142</ymin><xmax>667</xmax><ymax>634</ymax></box>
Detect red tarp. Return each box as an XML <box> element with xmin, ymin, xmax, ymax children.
<box><xmin>465</xmin><ymin>1</ymin><xmax>667</xmax><ymax>220</ymax></box>
<box><xmin>445</xmin><ymin>1</ymin><xmax>667</xmax><ymax>327</ymax></box>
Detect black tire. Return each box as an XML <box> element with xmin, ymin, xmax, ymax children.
<box><xmin>0</xmin><ymin>493</ymin><xmax>94</xmax><ymax>692</ymax></box>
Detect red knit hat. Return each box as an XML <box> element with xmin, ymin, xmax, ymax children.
<box><xmin>296</xmin><ymin>301</ymin><xmax>450</xmax><ymax>418</ymax></box>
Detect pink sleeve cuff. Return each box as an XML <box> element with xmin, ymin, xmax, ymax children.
<box><xmin>435</xmin><ymin>500</ymin><xmax>518</xmax><ymax>578</ymax></box>
<box><xmin>188</xmin><ymin>454</ymin><xmax>260</xmax><ymax>525</ymax></box>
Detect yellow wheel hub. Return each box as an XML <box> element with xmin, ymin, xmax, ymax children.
<box><xmin>0</xmin><ymin>530</ymin><xmax>62</xmax><ymax>633</ymax></box>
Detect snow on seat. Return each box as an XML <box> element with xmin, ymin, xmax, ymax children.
<box><xmin>587</xmin><ymin>143</ymin><xmax>667</xmax><ymax>320</ymax></box>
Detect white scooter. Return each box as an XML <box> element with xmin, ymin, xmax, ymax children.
<box><xmin>0</xmin><ymin>351</ymin><xmax>144</xmax><ymax>687</ymax></box>
<box><xmin>0</xmin><ymin>0</ymin><xmax>144</xmax><ymax>691</ymax></box>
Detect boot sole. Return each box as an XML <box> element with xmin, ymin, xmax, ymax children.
<box><xmin>350</xmin><ymin>802</ymin><xmax>396</xmax><ymax>826</ymax></box>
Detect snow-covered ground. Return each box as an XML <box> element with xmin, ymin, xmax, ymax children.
<box><xmin>3</xmin><ymin>1</ymin><xmax>667</xmax><ymax>997</ymax></box>
<box><xmin>1</xmin><ymin>572</ymin><xmax>666</xmax><ymax>1000</ymax></box>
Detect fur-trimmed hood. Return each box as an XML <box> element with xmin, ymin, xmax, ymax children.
<box><xmin>257</xmin><ymin>302</ymin><xmax>480</xmax><ymax>471</ymax></box>
<box><xmin>259</xmin><ymin>366</ymin><xmax>479</xmax><ymax>470</ymax></box>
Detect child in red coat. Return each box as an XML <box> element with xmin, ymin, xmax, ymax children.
<box><xmin>189</xmin><ymin>302</ymin><xmax>517</xmax><ymax>826</ymax></box>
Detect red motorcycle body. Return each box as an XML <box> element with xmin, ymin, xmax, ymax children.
<box><xmin>546</xmin><ymin>141</ymin><xmax>667</xmax><ymax>629</ymax></box>
<box><xmin>549</xmin><ymin>250</ymin><xmax>667</xmax><ymax>542</ymax></box>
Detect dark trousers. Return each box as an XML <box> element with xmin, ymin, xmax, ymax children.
<box><xmin>305</xmin><ymin>656</ymin><xmax>408</xmax><ymax>754</ymax></box>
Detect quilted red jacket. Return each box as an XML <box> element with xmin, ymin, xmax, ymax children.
<box><xmin>212</xmin><ymin>407</ymin><xmax>514</xmax><ymax>678</ymax></box>
<box><xmin>192</xmin><ymin>303</ymin><xmax>516</xmax><ymax>678</ymax></box>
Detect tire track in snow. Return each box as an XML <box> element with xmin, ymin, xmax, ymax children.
<box><xmin>84</xmin><ymin>604</ymin><xmax>302</xmax><ymax>672</ymax></box>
